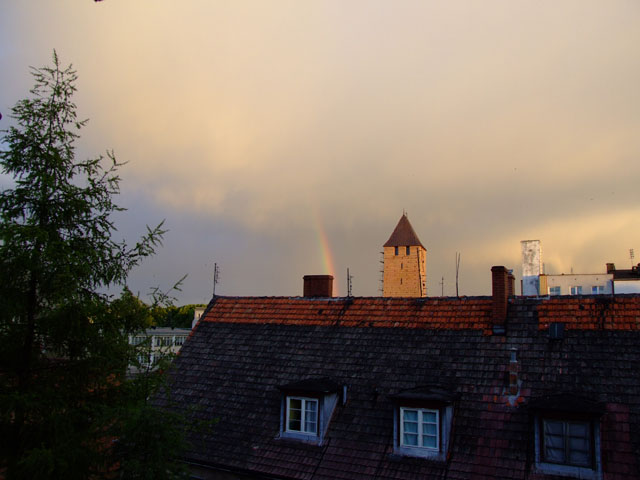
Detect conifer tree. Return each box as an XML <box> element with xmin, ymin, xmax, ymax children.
<box><xmin>0</xmin><ymin>52</ymin><xmax>170</xmax><ymax>478</ymax></box>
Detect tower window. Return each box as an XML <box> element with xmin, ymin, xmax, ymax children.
<box><xmin>395</xmin><ymin>246</ymin><xmax>399</xmax><ymax>256</ymax></box>
<box><xmin>406</xmin><ymin>246</ymin><xmax>410</xmax><ymax>255</ymax></box>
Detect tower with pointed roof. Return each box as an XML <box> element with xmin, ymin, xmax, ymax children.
<box><xmin>382</xmin><ymin>213</ymin><xmax>427</xmax><ymax>297</ymax></box>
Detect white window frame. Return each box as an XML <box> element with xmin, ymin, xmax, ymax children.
<box><xmin>285</xmin><ymin>396</ymin><xmax>318</xmax><ymax>435</ymax></box>
<box><xmin>399</xmin><ymin>407</ymin><xmax>439</xmax><ymax>451</ymax></box>
<box><xmin>570</xmin><ymin>286</ymin><xmax>582</xmax><ymax>296</ymax></box>
<box><xmin>549</xmin><ymin>286</ymin><xmax>561</xmax><ymax>296</ymax></box>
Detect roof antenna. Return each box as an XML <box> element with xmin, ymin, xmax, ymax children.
<box><xmin>403</xmin><ymin>208</ymin><xmax>407</xmax><ymax>217</ymax></box>
<box><xmin>379</xmin><ymin>251</ymin><xmax>384</xmax><ymax>295</ymax></box>
<box><xmin>347</xmin><ymin>268</ymin><xmax>353</xmax><ymax>297</ymax></box>
<box><xmin>440</xmin><ymin>276</ymin><xmax>445</xmax><ymax>296</ymax></box>
<box><xmin>630</xmin><ymin>248</ymin><xmax>635</xmax><ymax>268</ymax></box>
<box><xmin>212</xmin><ymin>262</ymin><xmax>220</xmax><ymax>297</ymax></box>
<box><xmin>455</xmin><ymin>252</ymin><xmax>461</xmax><ymax>297</ymax></box>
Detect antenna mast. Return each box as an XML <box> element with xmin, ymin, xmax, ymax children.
<box><xmin>630</xmin><ymin>248</ymin><xmax>635</xmax><ymax>268</ymax></box>
<box><xmin>455</xmin><ymin>252</ymin><xmax>461</xmax><ymax>297</ymax></box>
<box><xmin>212</xmin><ymin>262</ymin><xmax>220</xmax><ymax>297</ymax></box>
<box><xmin>379</xmin><ymin>251</ymin><xmax>384</xmax><ymax>295</ymax></box>
<box><xmin>347</xmin><ymin>268</ymin><xmax>353</xmax><ymax>297</ymax></box>
<box><xmin>440</xmin><ymin>276</ymin><xmax>445</xmax><ymax>297</ymax></box>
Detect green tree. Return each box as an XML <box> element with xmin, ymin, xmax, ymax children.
<box><xmin>0</xmin><ymin>52</ymin><xmax>180</xmax><ymax>478</ymax></box>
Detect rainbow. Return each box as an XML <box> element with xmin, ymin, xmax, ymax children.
<box><xmin>314</xmin><ymin>212</ymin><xmax>338</xmax><ymax>296</ymax></box>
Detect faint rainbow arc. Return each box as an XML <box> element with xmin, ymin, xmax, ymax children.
<box><xmin>314</xmin><ymin>213</ymin><xmax>338</xmax><ymax>296</ymax></box>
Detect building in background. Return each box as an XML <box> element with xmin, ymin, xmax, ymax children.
<box><xmin>129</xmin><ymin>327</ymin><xmax>191</xmax><ymax>371</ymax></box>
<box><xmin>521</xmin><ymin>239</ymin><xmax>614</xmax><ymax>296</ymax></box>
<box><xmin>521</xmin><ymin>240</ymin><xmax>542</xmax><ymax>295</ymax></box>
<box><xmin>382</xmin><ymin>213</ymin><xmax>426</xmax><ymax>297</ymax></box>
<box><xmin>540</xmin><ymin>273</ymin><xmax>613</xmax><ymax>296</ymax></box>
<box><xmin>607</xmin><ymin>263</ymin><xmax>640</xmax><ymax>294</ymax></box>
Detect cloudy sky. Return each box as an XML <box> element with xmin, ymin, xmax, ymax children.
<box><xmin>2</xmin><ymin>1</ymin><xmax>639</xmax><ymax>303</ymax></box>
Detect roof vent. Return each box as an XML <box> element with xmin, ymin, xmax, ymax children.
<box><xmin>549</xmin><ymin>322</ymin><xmax>565</xmax><ymax>340</ymax></box>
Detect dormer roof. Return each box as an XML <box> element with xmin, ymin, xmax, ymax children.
<box><xmin>383</xmin><ymin>214</ymin><xmax>424</xmax><ymax>248</ymax></box>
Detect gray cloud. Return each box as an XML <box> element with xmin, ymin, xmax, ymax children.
<box><xmin>2</xmin><ymin>1</ymin><xmax>639</xmax><ymax>303</ymax></box>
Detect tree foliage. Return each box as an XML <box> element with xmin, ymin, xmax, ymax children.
<box><xmin>0</xmin><ymin>52</ymin><xmax>189</xmax><ymax>479</ymax></box>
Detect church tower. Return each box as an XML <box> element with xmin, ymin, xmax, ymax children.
<box><xmin>382</xmin><ymin>213</ymin><xmax>427</xmax><ymax>297</ymax></box>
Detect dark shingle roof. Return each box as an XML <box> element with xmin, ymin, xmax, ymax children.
<box><xmin>383</xmin><ymin>214</ymin><xmax>425</xmax><ymax>248</ymax></box>
<box><xmin>161</xmin><ymin>294</ymin><xmax>640</xmax><ymax>479</ymax></box>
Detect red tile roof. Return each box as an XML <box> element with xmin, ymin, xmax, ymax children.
<box><xmin>537</xmin><ymin>296</ymin><xmax>640</xmax><ymax>330</ymax></box>
<box><xmin>202</xmin><ymin>296</ymin><xmax>493</xmax><ymax>332</ymax></box>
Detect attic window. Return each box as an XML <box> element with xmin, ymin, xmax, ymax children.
<box><xmin>400</xmin><ymin>407</ymin><xmax>439</xmax><ymax>450</ymax></box>
<box><xmin>390</xmin><ymin>386</ymin><xmax>457</xmax><ymax>461</ymax></box>
<box><xmin>278</xmin><ymin>378</ymin><xmax>340</xmax><ymax>445</ymax></box>
<box><xmin>530</xmin><ymin>395</ymin><xmax>603</xmax><ymax>479</ymax></box>
<box><xmin>286</xmin><ymin>397</ymin><xmax>318</xmax><ymax>435</ymax></box>
<box><xmin>543</xmin><ymin>419</ymin><xmax>590</xmax><ymax>466</ymax></box>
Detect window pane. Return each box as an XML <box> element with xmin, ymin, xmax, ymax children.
<box><xmin>544</xmin><ymin>420</ymin><xmax>566</xmax><ymax>463</ymax></box>
<box><xmin>424</xmin><ymin>423</ymin><xmax>437</xmax><ymax>436</ymax></box>
<box><xmin>403</xmin><ymin>421</ymin><xmax>418</xmax><ymax>434</ymax></box>
<box><xmin>403</xmin><ymin>433</ymin><xmax>418</xmax><ymax>446</ymax></box>
<box><xmin>568</xmin><ymin>422</ymin><xmax>590</xmax><ymax>466</ymax></box>
<box><xmin>288</xmin><ymin>398</ymin><xmax>302</xmax><ymax>431</ymax></box>
<box><xmin>422</xmin><ymin>434</ymin><xmax>437</xmax><ymax>448</ymax></box>
<box><xmin>403</xmin><ymin>410</ymin><xmax>418</xmax><ymax>422</ymax></box>
<box><xmin>423</xmin><ymin>411</ymin><xmax>437</xmax><ymax>423</ymax></box>
<box><xmin>304</xmin><ymin>400</ymin><xmax>318</xmax><ymax>434</ymax></box>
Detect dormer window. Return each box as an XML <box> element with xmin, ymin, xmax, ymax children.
<box><xmin>400</xmin><ymin>407</ymin><xmax>439</xmax><ymax>450</ymax></box>
<box><xmin>286</xmin><ymin>397</ymin><xmax>318</xmax><ymax>435</ymax></box>
<box><xmin>278</xmin><ymin>378</ymin><xmax>340</xmax><ymax>444</ymax></box>
<box><xmin>391</xmin><ymin>386</ymin><xmax>458</xmax><ymax>461</ymax></box>
<box><xmin>529</xmin><ymin>394</ymin><xmax>603</xmax><ymax>479</ymax></box>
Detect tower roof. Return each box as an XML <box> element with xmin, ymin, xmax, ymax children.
<box><xmin>383</xmin><ymin>214</ymin><xmax>425</xmax><ymax>248</ymax></box>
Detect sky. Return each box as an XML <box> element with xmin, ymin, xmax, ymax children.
<box><xmin>1</xmin><ymin>1</ymin><xmax>639</xmax><ymax>304</ymax></box>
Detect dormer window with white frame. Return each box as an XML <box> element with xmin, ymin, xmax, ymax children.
<box><xmin>278</xmin><ymin>378</ymin><xmax>341</xmax><ymax>444</ymax></box>
<box><xmin>286</xmin><ymin>396</ymin><xmax>318</xmax><ymax>435</ymax></box>
<box><xmin>400</xmin><ymin>407</ymin><xmax>439</xmax><ymax>450</ymax></box>
<box><xmin>391</xmin><ymin>386</ymin><xmax>458</xmax><ymax>461</ymax></box>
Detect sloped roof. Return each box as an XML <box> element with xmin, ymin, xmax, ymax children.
<box><xmin>159</xmin><ymin>294</ymin><xmax>640</xmax><ymax>479</ymax></box>
<box><xmin>383</xmin><ymin>214</ymin><xmax>425</xmax><ymax>248</ymax></box>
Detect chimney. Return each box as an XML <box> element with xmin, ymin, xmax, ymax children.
<box><xmin>491</xmin><ymin>266</ymin><xmax>511</xmax><ymax>332</ymax></box>
<box><xmin>606</xmin><ymin>263</ymin><xmax>615</xmax><ymax>274</ymax></box>
<box><xmin>303</xmin><ymin>275</ymin><xmax>334</xmax><ymax>298</ymax></box>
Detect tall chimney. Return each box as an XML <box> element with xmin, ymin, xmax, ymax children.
<box><xmin>303</xmin><ymin>275</ymin><xmax>334</xmax><ymax>298</ymax></box>
<box><xmin>491</xmin><ymin>266</ymin><xmax>511</xmax><ymax>331</ymax></box>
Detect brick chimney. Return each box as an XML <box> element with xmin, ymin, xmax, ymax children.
<box><xmin>606</xmin><ymin>263</ymin><xmax>615</xmax><ymax>274</ymax></box>
<box><xmin>491</xmin><ymin>266</ymin><xmax>513</xmax><ymax>331</ymax></box>
<box><xmin>303</xmin><ymin>275</ymin><xmax>334</xmax><ymax>298</ymax></box>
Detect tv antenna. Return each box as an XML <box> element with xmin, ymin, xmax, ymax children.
<box><xmin>455</xmin><ymin>252</ymin><xmax>461</xmax><ymax>297</ymax></box>
<box><xmin>630</xmin><ymin>248</ymin><xmax>635</xmax><ymax>267</ymax></box>
<box><xmin>347</xmin><ymin>268</ymin><xmax>353</xmax><ymax>297</ymax></box>
<box><xmin>440</xmin><ymin>276</ymin><xmax>445</xmax><ymax>296</ymax></box>
<box><xmin>212</xmin><ymin>262</ymin><xmax>220</xmax><ymax>297</ymax></box>
<box><xmin>379</xmin><ymin>251</ymin><xmax>384</xmax><ymax>295</ymax></box>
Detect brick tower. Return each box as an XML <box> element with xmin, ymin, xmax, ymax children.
<box><xmin>382</xmin><ymin>213</ymin><xmax>427</xmax><ymax>297</ymax></box>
